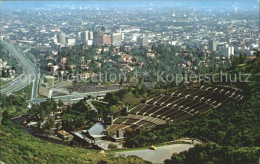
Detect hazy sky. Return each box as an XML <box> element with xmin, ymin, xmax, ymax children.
<box><xmin>1</xmin><ymin>0</ymin><xmax>259</xmax><ymax>11</ymax></box>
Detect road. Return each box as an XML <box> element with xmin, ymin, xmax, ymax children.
<box><xmin>116</xmin><ymin>140</ymin><xmax>201</xmax><ymax>164</ymax></box>
<box><xmin>0</xmin><ymin>41</ymin><xmax>39</xmax><ymax>100</ymax></box>
<box><xmin>26</xmin><ymin>89</ymin><xmax>119</xmax><ymax>104</ymax></box>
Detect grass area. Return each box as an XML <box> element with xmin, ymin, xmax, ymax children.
<box><xmin>0</xmin><ymin>80</ymin><xmax>10</xmax><ymax>86</ymax></box>
<box><xmin>13</xmin><ymin>83</ymin><xmax>33</xmax><ymax>100</ymax></box>
<box><xmin>44</xmin><ymin>77</ymin><xmax>68</xmax><ymax>87</ymax></box>
<box><xmin>92</xmin><ymin>101</ymin><xmax>109</xmax><ymax>110</ymax></box>
<box><xmin>0</xmin><ymin>123</ymin><xmax>149</xmax><ymax>164</ymax></box>
<box><xmin>24</xmin><ymin>52</ymin><xmax>36</xmax><ymax>61</ymax></box>
<box><xmin>121</xmin><ymin>93</ymin><xmax>143</xmax><ymax>107</ymax></box>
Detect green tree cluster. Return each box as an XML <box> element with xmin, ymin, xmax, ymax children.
<box><xmin>61</xmin><ymin>100</ymin><xmax>97</xmax><ymax>131</ymax></box>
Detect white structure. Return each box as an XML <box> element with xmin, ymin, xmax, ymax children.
<box><xmin>87</xmin><ymin>40</ymin><xmax>93</xmax><ymax>46</ymax></box>
<box><xmin>220</xmin><ymin>46</ymin><xmax>234</xmax><ymax>58</ymax></box>
<box><xmin>89</xmin><ymin>31</ymin><xmax>94</xmax><ymax>40</ymax></box>
<box><xmin>67</xmin><ymin>38</ymin><xmax>76</xmax><ymax>46</ymax></box>
<box><xmin>112</xmin><ymin>32</ymin><xmax>122</xmax><ymax>45</ymax></box>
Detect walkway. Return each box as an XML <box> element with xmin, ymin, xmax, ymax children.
<box><xmin>116</xmin><ymin>139</ymin><xmax>202</xmax><ymax>163</ymax></box>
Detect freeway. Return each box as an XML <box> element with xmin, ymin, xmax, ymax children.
<box><xmin>0</xmin><ymin>42</ymin><xmax>39</xmax><ymax>100</ymax></box>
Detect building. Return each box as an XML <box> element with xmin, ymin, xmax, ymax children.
<box><xmin>112</xmin><ymin>32</ymin><xmax>122</xmax><ymax>45</ymax></box>
<box><xmin>137</xmin><ymin>36</ymin><xmax>148</xmax><ymax>46</ymax></box>
<box><xmin>72</xmin><ymin>123</ymin><xmax>106</xmax><ymax>145</ymax></box>
<box><xmin>89</xmin><ymin>31</ymin><xmax>94</xmax><ymax>40</ymax></box>
<box><xmin>86</xmin><ymin>40</ymin><xmax>93</xmax><ymax>46</ymax></box>
<box><xmin>77</xmin><ymin>31</ymin><xmax>81</xmax><ymax>40</ymax></box>
<box><xmin>94</xmin><ymin>34</ymin><xmax>103</xmax><ymax>46</ymax></box>
<box><xmin>94</xmin><ymin>33</ymin><xmax>111</xmax><ymax>46</ymax></box>
<box><xmin>60</xmin><ymin>57</ymin><xmax>67</xmax><ymax>65</ymax></box>
<box><xmin>81</xmin><ymin>31</ymin><xmax>89</xmax><ymax>42</ymax></box>
<box><xmin>57</xmin><ymin>32</ymin><xmax>66</xmax><ymax>44</ymax></box>
<box><xmin>70</xmin><ymin>65</ymin><xmax>76</xmax><ymax>71</ymax></box>
<box><xmin>49</xmin><ymin>28</ymin><xmax>60</xmax><ymax>32</ymax></box>
<box><xmin>66</xmin><ymin>38</ymin><xmax>76</xmax><ymax>46</ymax></box>
<box><xmin>209</xmin><ymin>40</ymin><xmax>217</xmax><ymax>51</ymax></box>
<box><xmin>220</xmin><ymin>46</ymin><xmax>234</xmax><ymax>58</ymax></box>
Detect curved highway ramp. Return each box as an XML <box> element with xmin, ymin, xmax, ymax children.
<box><xmin>0</xmin><ymin>42</ymin><xmax>40</xmax><ymax>100</ymax></box>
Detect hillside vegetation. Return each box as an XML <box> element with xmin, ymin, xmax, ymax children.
<box><xmin>0</xmin><ymin>122</ymin><xmax>148</xmax><ymax>164</ymax></box>
<box><xmin>125</xmin><ymin>54</ymin><xmax>260</xmax><ymax>163</ymax></box>
<box><xmin>0</xmin><ymin>94</ymin><xmax>148</xmax><ymax>164</ymax></box>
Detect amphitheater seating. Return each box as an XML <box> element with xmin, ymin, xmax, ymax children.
<box><xmin>129</xmin><ymin>104</ymin><xmax>146</xmax><ymax>114</ymax></box>
<box><xmin>108</xmin><ymin>85</ymin><xmax>243</xmax><ymax>132</ymax></box>
<box><xmin>163</xmin><ymin>96</ymin><xmax>181</xmax><ymax>106</ymax></box>
<box><xmin>146</xmin><ymin>96</ymin><xmax>162</xmax><ymax>104</ymax></box>
<box><xmin>107</xmin><ymin>124</ymin><xmax>129</xmax><ymax>131</ymax></box>
<box><xmin>143</xmin><ymin>105</ymin><xmax>164</xmax><ymax>116</ymax></box>
<box><xmin>155</xmin><ymin>95</ymin><xmax>172</xmax><ymax>105</ymax></box>
<box><xmin>137</xmin><ymin>104</ymin><xmax>158</xmax><ymax>115</ymax></box>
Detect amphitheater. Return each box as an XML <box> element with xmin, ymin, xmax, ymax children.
<box><xmin>107</xmin><ymin>85</ymin><xmax>243</xmax><ymax>132</ymax></box>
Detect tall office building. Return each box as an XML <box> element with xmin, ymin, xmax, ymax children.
<box><xmin>94</xmin><ymin>33</ymin><xmax>111</xmax><ymax>46</ymax></box>
<box><xmin>209</xmin><ymin>40</ymin><xmax>217</xmax><ymax>51</ymax></box>
<box><xmin>112</xmin><ymin>32</ymin><xmax>122</xmax><ymax>45</ymax></box>
<box><xmin>220</xmin><ymin>46</ymin><xmax>234</xmax><ymax>58</ymax></box>
<box><xmin>89</xmin><ymin>31</ymin><xmax>93</xmax><ymax>40</ymax></box>
<box><xmin>103</xmin><ymin>34</ymin><xmax>111</xmax><ymax>45</ymax></box>
<box><xmin>137</xmin><ymin>36</ymin><xmax>148</xmax><ymax>46</ymax></box>
<box><xmin>57</xmin><ymin>32</ymin><xmax>66</xmax><ymax>44</ymax></box>
<box><xmin>81</xmin><ymin>31</ymin><xmax>89</xmax><ymax>42</ymax></box>
<box><xmin>121</xmin><ymin>33</ymin><xmax>124</xmax><ymax>41</ymax></box>
<box><xmin>77</xmin><ymin>32</ymin><xmax>81</xmax><ymax>40</ymax></box>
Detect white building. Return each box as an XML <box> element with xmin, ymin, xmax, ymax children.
<box><xmin>67</xmin><ymin>38</ymin><xmax>76</xmax><ymax>46</ymax></box>
<box><xmin>220</xmin><ymin>46</ymin><xmax>234</xmax><ymax>58</ymax></box>
<box><xmin>112</xmin><ymin>32</ymin><xmax>122</xmax><ymax>45</ymax></box>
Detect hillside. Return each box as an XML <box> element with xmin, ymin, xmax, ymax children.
<box><xmin>125</xmin><ymin>56</ymin><xmax>260</xmax><ymax>163</ymax></box>
<box><xmin>0</xmin><ymin>122</ymin><xmax>148</xmax><ymax>164</ymax></box>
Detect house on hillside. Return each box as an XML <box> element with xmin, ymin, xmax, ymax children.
<box><xmin>80</xmin><ymin>64</ymin><xmax>89</xmax><ymax>70</ymax></box>
<box><xmin>70</xmin><ymin>65</ymin><xmax>76</xmax><ymax>71</ymax></box>
<box><xmin>118</xmin><ymin>54</ymin><xmax>132</xmax><ymax>64</ymax></box>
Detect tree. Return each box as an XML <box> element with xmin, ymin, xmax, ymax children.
<box><xmin>108</xmin><ymin>143</ymin><xmax>118</xmax><ymax>150</ymax></box>
<box><xmin>58</xmin><ymin>99</ymin><xmax>64</xmax><ymax>107</ymax></box>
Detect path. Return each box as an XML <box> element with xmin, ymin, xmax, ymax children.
<box><xmin>116</xmin><ymin>139</ymin><xmax>201</xmax><ymax>163</ymax></box>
